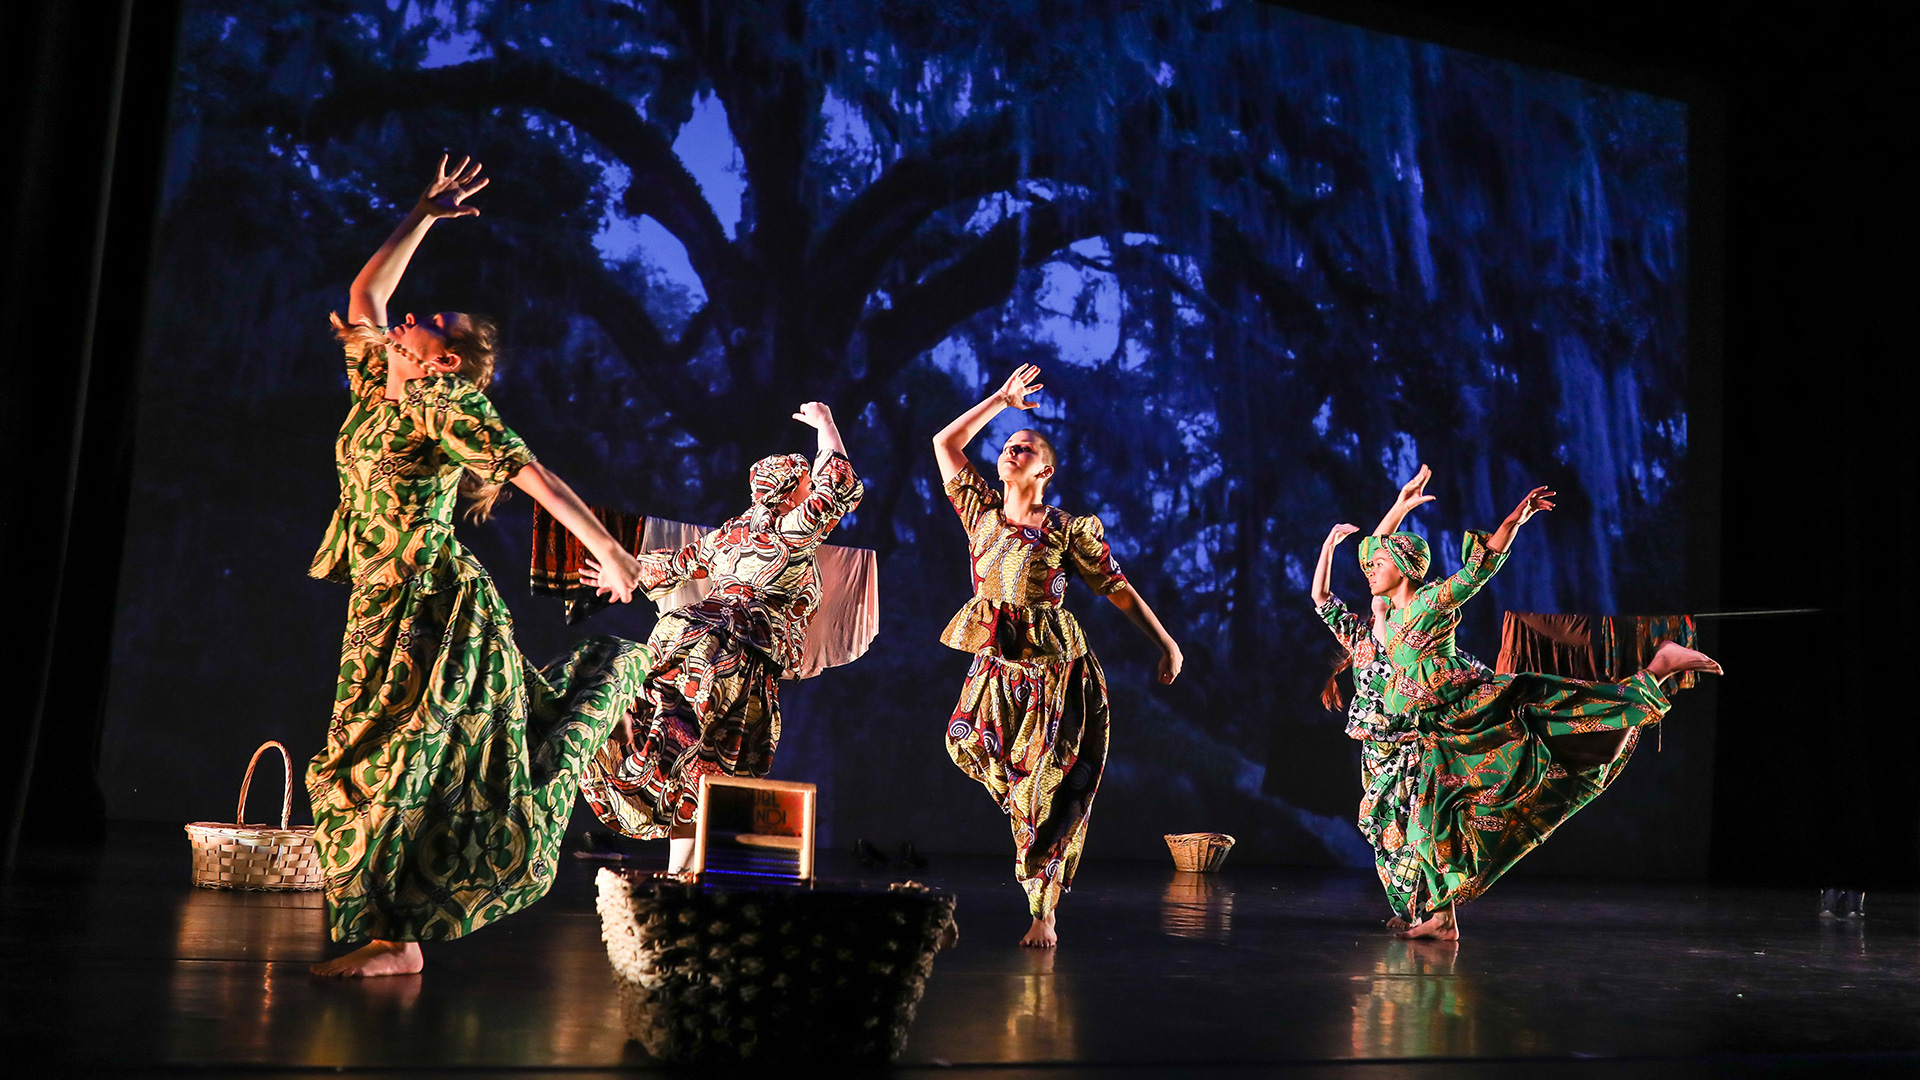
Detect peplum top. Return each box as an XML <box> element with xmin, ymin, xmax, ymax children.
<box><xmin>939</xmin><ymin>462</ymin><xmax>1129</xmax><ymax>662</ymax></box>
<box><xmin>308</xmin><ymin>332</ymin><xmax>533</xmax><ymax>591</ymax></box>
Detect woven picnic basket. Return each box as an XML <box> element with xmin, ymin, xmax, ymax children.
<box><xmin>183</xmin><ymin>741</ymin><xmax>322</xmax><ymax>891</ymax></box>
<box><xmin>1164</xmin><ymin>832</ymin><xmax>1236</xmax><ymax>873</ymax></box>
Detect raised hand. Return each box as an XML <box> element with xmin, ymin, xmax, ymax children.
<box><xmin>792</xmin><ymin>401</ymin><xmax>835</xmax><ymax>429</ymax></box>
<box><xmin>418</xmin><ymin>153</ymin><xmax>490</xmax><ymax>219</ymax></box>
<box><xmin>1325</xmin><ymin>522</ymin><xmax>1360</xmax><ymax>548</ymax></box>
<box><xmin>1510</xmin><ymin>486</ymin><xmax>1556</xmax><ymax>526</ymax></box>
<box><xmin>1395</xmin><ymin>464</ymin><xmax>1436</xmax><ymax>510</ymax></box>
<box><xmin>995</xmin><ymin>364</ymin><xmax>1045</xmax><ymax>411</ymax></box>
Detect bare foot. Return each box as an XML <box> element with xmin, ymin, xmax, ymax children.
<box><xmin>311</xmin><ymin>940</ymin><xmax>424</xmax><ymax>978</ymax></box>
<box><xmin>1395</xmin><ymin>907</ymin><xmax>1459</xmax><ymax>941</ymax></box>
<box><xmin>1647</xmin><ymin>641</ymin><xmax>1723</xmax><ymax>680</ymax></box>
<box><xmin>1386</xmin><ymin>915</ymin><xmax>1410</xmax><ymax>931</ymax></box>
<box><xmin>1020</xmin><ymin>912</ymin><xmax>1058</xmax><ymax>948</ymax></box>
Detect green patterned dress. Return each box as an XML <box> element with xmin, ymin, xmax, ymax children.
<box><xmin>1316</xmin><ymin>596</ymin><xmax>1487</xmax><ymax>922</ymax></box>
<box><xmin>1376</xmin><ymin>531</ymin><xmax>1668</xmax><ymax>917</ymax></box>
<box><xmin>305</xmin><ymin>333</ymin><xmax>650</xmax><ymax>943</ymax></box>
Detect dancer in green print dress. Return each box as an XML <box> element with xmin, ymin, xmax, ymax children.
<box><xmin>305</xmin><ymin>157</ymin><xmax>652</xmax><ymax>976</ymax></box>
<box><xmin>1336</xmin><ymin>466</ymin><xmax>1722</xmax><ymax>941</ymax></box>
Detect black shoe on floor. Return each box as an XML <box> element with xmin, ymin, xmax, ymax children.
<box><xmin>854</xmin><ymin>838</ymin><xmax>892</xmax><ymax>867</ymax></box>
<box><xmin>897</xmin><ymin>841</ymin><xmax>929</xmax><ymax>871</ymax></box>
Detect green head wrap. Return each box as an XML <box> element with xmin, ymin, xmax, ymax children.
<box><xmin>1359</xmin><ymin>532</ymin><xmax>1431</xmax><ymax>582</ymax></box>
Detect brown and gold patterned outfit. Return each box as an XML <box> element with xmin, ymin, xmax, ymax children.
<box><xmin>941</xmin><ymin>463</ymin><xmax>1128</xmax><ymax>919</ymax></box>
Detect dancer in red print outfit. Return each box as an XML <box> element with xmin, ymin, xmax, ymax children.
<box><xmin>579</xmin><ymin>403</ymin><xmax>862</xmax><ymax>874</ymax></box>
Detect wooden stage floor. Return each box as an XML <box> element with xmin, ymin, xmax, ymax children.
<box><xmin>2</xmin><ymin>823</ymin><xmax>1915</xmax><ymax>1078</ymax></box>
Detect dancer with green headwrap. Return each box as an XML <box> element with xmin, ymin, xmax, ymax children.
<box><xmin>1329</xmin><ymin>466</ymin><xmax>1722</xmax><ymax>941</ymax></box>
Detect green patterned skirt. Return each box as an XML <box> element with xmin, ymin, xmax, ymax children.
<box><xmin>307</xmin><ymin>568</ymin><xmax>650</xmax><ymax>943</ymax></box>
<box><xmin>1402</xmin><ymin>670</ymin><xmax>1669</xmax><ymax>917</ymax></box>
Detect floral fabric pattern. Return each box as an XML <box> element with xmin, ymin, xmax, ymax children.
<box><xmin>579</xmin><ymin>451</ymin><xmax>862</xmax><ymax>839</ymax></box>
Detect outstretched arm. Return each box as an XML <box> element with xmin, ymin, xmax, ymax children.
<box><xmin>347</xmin><ymin>154</ymin><xmax>490</xmax><ymax>327</ymax></box>
<box><xmin>1485</xmin><ymin>486</ymin><xmax>1555</xmax><ymax>553</ymax></box>
<box><xmin>1373</xmin><ymin>464</ymin><xmax>1436</xmax><ymax>536</ymax></box>
<box><xmin>932</xmin><ymin>365</ymin><xmax>1043</xmax><ymax>484</ymax></box>
<box><xmin>793</xmin><ymin>401</ymin><xmax>847</xmax><ymax>459</ymax></box>
<box><xmin>515</xmin><ymin>463</ymin><xmax>641</xmax><ymax>603</ymax></box>
<box><xmin>1107</xmin><ymin>585</ymin><xmax>1184</xmax><ymax>685</ymax></box>
<box><xmin>1310</xmin><ymin>523</ymin><xmax>1360</xmax><ymax>606</ymax></box>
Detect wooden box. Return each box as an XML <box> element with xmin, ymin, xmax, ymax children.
<box><xmin>690</xmin><ymin>776</ymin><xmax>816</xmax><ymax>881</ymax></box>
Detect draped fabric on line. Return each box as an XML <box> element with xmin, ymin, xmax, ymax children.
<box><xmin>306</xmin><ymin>329</ymin><xmax>650</xmax><ymax>944</ymax></box>
<box><xmin>940</xmin><ymin>462</ymin><xmax>1129</xmax><ymax>921</ymax></box>
<box><xmin>529</xmin><ymin>508</ymin><xmax>879</xmax><ymax>679</ymax></box>
<box><xmin>575</xmin><ymin>451</ymin><xmax>865</xmax><ymax>841</ymax></box>
<box><xmin>1497</xmin><ymin>612</ymin><xmax>1699</xmax><ymax>691</ymax></box>
<box><xmin>1317</xmin><ymin>530</ymin><xmax>1682</xmax><ymax>921</ymax></box>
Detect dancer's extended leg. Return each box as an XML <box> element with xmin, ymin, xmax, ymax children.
<box><xmin>667</xmin><ymin>824</ymin><xmax>697</xmax><ymax>874</ymax></box>
<box><xmin>1646</xmin><ymin>641</ymin><xmax>1723</xmax><ymax>680</ymax></box>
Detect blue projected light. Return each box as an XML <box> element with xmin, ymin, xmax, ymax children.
<box><xmin>108</xmin><ymin>0</ymin><xmax>1692</xmax><ymax>875</ymax></box>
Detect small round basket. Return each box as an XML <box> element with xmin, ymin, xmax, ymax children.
<box><xmin>184</xmin><ymin>741</ymin><xmax>322</xmax><ymax>891</ymax></box>
<box><xmin>1164</xmin><ymin>832</ymin><xmax>1236</xmax><ymax>873</ymax></box>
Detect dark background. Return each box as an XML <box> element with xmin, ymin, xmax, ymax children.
<box><xmin>5</xmin><ymin>0</ymin><xmax>1910</xmax><ymax>889</ymax></box>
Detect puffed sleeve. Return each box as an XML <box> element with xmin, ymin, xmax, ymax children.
<box><xmin>1066</xmin><ymin>513</ymin><xmax>1130</xmax><ymax>596</ymax></box>
<box><xmin>331</xmin><ymin>314</ymin><xmax>391</xmax><ymax>401</ymax></box>
<box><xmin>416</xmin><ymin>376</ymin><xmax>535</xmax><ymax>484</ymax></box>
<box><xmin>943</xmin><ymin>462</ymin><xmax>1002</xmax><ymax>534</ymax></box>
<box><xmin>638</xmin><ymin>533</ymin><xmax>714</xmax><ymax>599</ymax></box>
<box><xmin>348</xmin><ymin>343</ymin><xmax>386</xmax><ymax>400</ymax></box>
<box><xmin>1316</xmin><ymin>596</ymin><xmax>1369</xmax><ymax>656</ymax></box>
<box><xmin>1423</xmin><ymin>529</ymin><xmax>1509</xmax><ymax>615</ymax></box>
<box><xmin>783</xmin><ymin>450</ymin><xmax>864</xmax><ymax>545</ymax></box>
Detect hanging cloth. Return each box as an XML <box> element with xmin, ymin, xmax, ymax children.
<box><xmin>1496</xmin><ymin>612</ymin><xmax>1701</xmax><ymax>692</ymax></box>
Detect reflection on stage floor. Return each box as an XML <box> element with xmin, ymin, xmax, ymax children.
<box><xmin>1</xmin><ymin>823</ymin><xmax>1915</xmax><ymax>1077</ymax></box>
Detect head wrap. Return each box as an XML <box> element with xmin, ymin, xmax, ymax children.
<box><xmin>1359</xmin><ymin>532</ymin><xmax>1431</xmax><ymax>582</ymax></box>
<box><xmin>749</xmin><ymin>453</ymin><xmax>812</xmax><ymax>508</ymax></box>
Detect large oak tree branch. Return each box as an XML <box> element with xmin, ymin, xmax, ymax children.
<box><xmin>851</xmin><ymin>200</ymin><xmax>1082</xmax><ymax>392</ymax></box>
<box><xmin>302</xmin><ymin>50</ymin><xmax>743</xmax><ymax>314</ymax></box>
<box><xmin>661</xmin><ymin>0</ymin><xmax>818</xmax><ymax>273</ymax></box>
<box><xmin>546</xmin><ymin>245</ymin><xmax>734</xmax><ymax>434</ymax></box>
<box><xmin>805</xmin><ymin>111</ymin><xmax>1060</xmax><ymax>346</ymax></box>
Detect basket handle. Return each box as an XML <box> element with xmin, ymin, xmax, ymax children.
<box><xmin>235</xmin><ymin>741</ymin><xmax>293</xmax><ymax>829</ymax></box>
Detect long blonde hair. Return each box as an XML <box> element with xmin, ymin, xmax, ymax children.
<box><xmin>330</xmin><ymin>312</ymin><xmax>508</xmax><ymax>522</ymax></box>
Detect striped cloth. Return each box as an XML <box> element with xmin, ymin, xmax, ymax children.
<box><xmin>529</xmin><ymin>504</ymin><xmax>645</xmax><ymax>624</ymax></box>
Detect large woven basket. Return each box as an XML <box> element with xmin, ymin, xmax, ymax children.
<box><xmin>1164</xmin><ymin>832</ymin><xmax>1236</xmax><ymax>873</ymax></box>
<box><xmin>184</xmin><ymin>741</ymin><xmax>322</xmax><ymax>891</ymax></box>
<box><xmin>596</xmin><ymin>869</ymin><xmax>957</xmax><ymax>1062</ymax></box>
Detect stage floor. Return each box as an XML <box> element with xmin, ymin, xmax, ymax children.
<box><xmin>2</xmin><ymin>824</ymin><xmax>1915</xmax><ymax>1078</ymax></box>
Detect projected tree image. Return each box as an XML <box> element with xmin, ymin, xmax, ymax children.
<box><xmin>116</xmin><ymin>0</ymin><xmax>1689</xmax><ymax>867</ymax></box>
